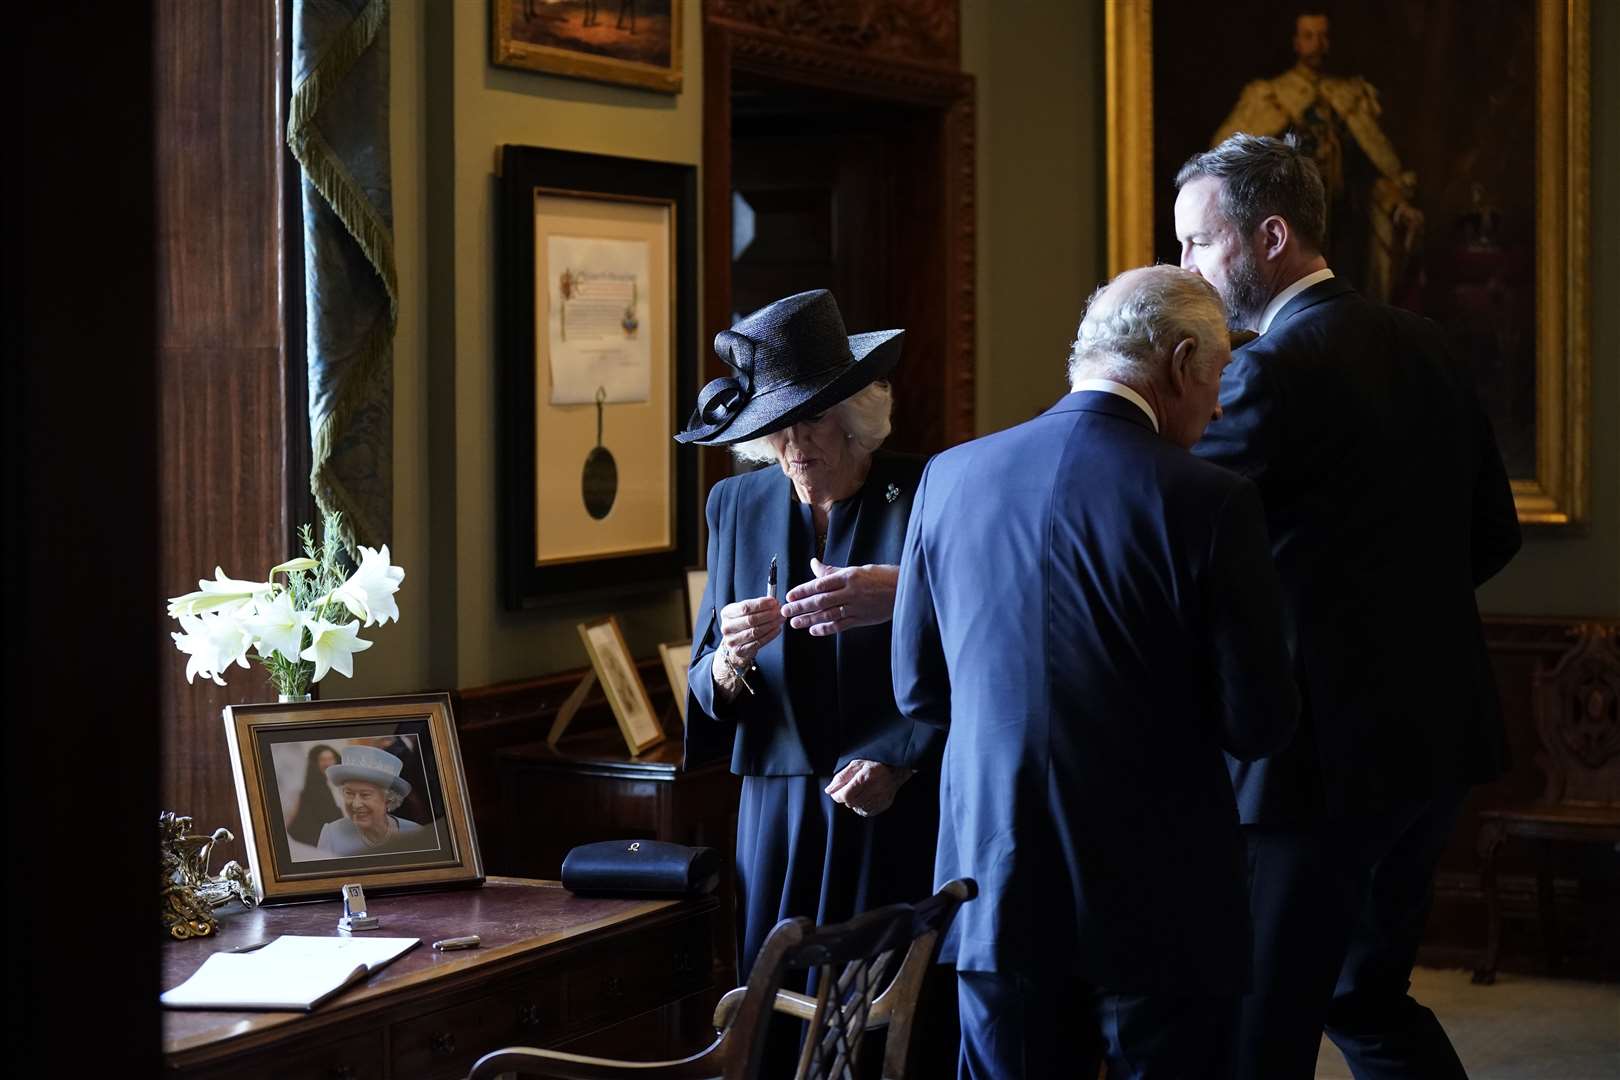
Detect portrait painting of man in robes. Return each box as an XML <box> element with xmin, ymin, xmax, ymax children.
<box><xmin>1146</xmin><ymin>1</ymin><xmax>1552</xmax><ymax>483</ymax></box>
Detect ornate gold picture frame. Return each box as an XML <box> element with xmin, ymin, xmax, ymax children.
<box><xmin>222</xmin><ymin>693</ymin><xmax>483</xmax><ymax>905</ymax></box>
<box><xmin>492</xmin><ymin>0</ymin><xmax>682</xmax><ymax>93</ymax></box>
<box><xmin>1107</xmin><ymin>0</ymin><xmax>1590</xmax><ymax>525</ymax></box>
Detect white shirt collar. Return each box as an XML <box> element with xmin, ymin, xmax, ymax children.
<box><xmin>1072</xmin><ymin>379</ymin><xmax>1159</xmax><ymax>433</ymax></box>
<box><xmin>1258</xmin><ymin>267</ymin><xmax>1335</xmax><ymax>335</ymax></box>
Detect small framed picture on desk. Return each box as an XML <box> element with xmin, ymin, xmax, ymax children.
<box><xmin>223</xmin><ymin>692</ymin><xmax>484</xmax><ymax>904</ymax></box>
<box><xmin>578</xmin><ymin>616</ymin><xmax>664</xmax><ymax>755</ymax></box>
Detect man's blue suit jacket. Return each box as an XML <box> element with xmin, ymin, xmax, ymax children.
<box><xmin>892</xmin><ymin>391</ymin><xmax>1299</xmax><ymax>992</ymax></box>
<box><xmin>1194</xmin><ymin>278</ymin><xmax>1522</xmax><ymax>824</ymax></box>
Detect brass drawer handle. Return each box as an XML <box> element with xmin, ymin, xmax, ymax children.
<box><xmin>519</xmin><ymin>1002</ymin><xmax>543</xmax><ymax>1028</ymax></box>
<box><xmin>603</xmin><ymin>975</ymin><xmax>624</xmax><ymax>1000</ymax></box>
<box><xmin>431</xmin><ymin>1031</ymin><xmax>457</xmax><ymax>1056</ymax></box>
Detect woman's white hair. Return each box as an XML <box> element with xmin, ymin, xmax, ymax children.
<box><xmin>730</xmin><ymin>380</ymin><xmax>894</xmax><ymax>465</ymax></box>
<box><xmin>1066</xmin><ymin>266</ymin><xmax>1228</xmax><ymax>386</ymax></box>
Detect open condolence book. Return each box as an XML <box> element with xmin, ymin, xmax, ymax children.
<box><xmin>160</xmin><ymin>935</ymin><xmax>419</xmax><ymax>1011</ymax></box>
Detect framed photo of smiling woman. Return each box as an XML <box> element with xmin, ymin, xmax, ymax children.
<box><xmin>223</xmin><ymin>693</ymin><xmax>483</xmax><ymax>904</ymax></box>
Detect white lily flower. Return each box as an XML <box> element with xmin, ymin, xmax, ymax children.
<box><xmin>269</xmin><ymin>556</ymin><xmax>319</xmax><ymax>576</ymax></box>
<box><xmin>242</xmin><ymin>590</ymin><xmax>307</xmax><ymax>663</ymax></box>
<box><xmin>300</xmin><ymin>617</ymin><xmax>373</xmax><ymax>682</ymax></box>
<box><xmin>328</xmin><ymin>544</ymin><xmax>406</xmax><ymax>627</ymax></box>
<box><xmin>170</xmin><ymin>611</ymin><xmax>253</xmax><ymax>685</ymax></box>
<box><xmin>168</xmin><ymin>567</ymin><xmax>273</xmax><ymax>617</ymax></box>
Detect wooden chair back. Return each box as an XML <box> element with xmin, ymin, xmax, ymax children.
<box><xmin>1532</xmin><ymin>623</ymin><xmax>1620</xmax><ymax>806</ymax></box>
<box><xmin>468</xmin><ymin>878</ymin><xmax>976</xmax><ymax>1080</ymax></box>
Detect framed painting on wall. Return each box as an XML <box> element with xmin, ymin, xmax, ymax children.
<box><xmin>491</xmin><ymin>0</ymin><xmax>683</xmax><ymax>93</ymax></box>
<box><xmin>1107</xmin><ymin>0</ymin><xmax>1589</xmax><ymax>524</ymax></box>
<box><xmin>499</xmin><ymin>145</ymin><xmax>698</xmax><ymax>607</ymax></box>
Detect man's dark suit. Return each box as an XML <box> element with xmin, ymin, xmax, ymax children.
<box><xmin>892</xmin><ymin>390</ymin><xmax>1300</xmax><ymax>1079</ymax></box>
<box><xmin>1193</xmin><ymin>276</ymin><xmax>1521</xmax><ymax>1079</ymax></box>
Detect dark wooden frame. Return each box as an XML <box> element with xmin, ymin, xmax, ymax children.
<box><xmin>700</xmin><ymin>13</ymin><xmax>977</xmax><ymax>515</ymax></box>
<box><xmin>499</xmin><ymin>145</ymin><xmax>699</xmax><ymax>608</ymax></box>
<box><xmin>223</xmin><ymin>692</ymin><xmax>484</xmax><ymax>904</ymax></box>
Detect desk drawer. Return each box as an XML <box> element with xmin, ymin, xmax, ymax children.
<box><xmin>561</xmin><ymin>911</ymin><xmax>712</xmax><ymax>1030</ymax></box>
<box><xmin>194</xmin><ymin>1029</ymin><xmax>385</xmax><ymax>1080</ymax></box>
<box><xmin>392</xmin><ymin>975</ymin><xmax>563</xmax><ymax>1079</ymax></box>
<box><xmin>388</xmin><ymin>912</ymin><xmax>713</xmax><ymax>1078</ymax></box>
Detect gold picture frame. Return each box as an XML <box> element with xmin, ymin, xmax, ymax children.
<box><xmin>578</xmin><ymin>615</ymin><xmax>665</xmax><ymax>754</ymax></box>
<box><xmin>659</xmin><ymin>639</ymin><xmax>692</xmax><ymax>721</ymax></box>
<box><xmin>222</xmin><ymin>693</ymin><xmax>483</xmax><ymax>905</ymax></box>
<box><xmin>1106</xmin><ymin>0</ymin><xmax>1590</xmax><ymax>525</ymax></box>
<box><xmin>492</xmin><ymin>0</ymin><xmax>683</xmax><ymax>94</ymax></box>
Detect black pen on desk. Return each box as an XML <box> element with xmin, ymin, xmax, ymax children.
<box><xmin>227</xmin><ymin>939</ymin><xmax>274</xmax><ymax>954</ymax></box>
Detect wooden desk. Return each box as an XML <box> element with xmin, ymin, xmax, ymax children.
<box><xmin>162</xmin><ymin>878</ymin><xmax>716</xmax><ymax>1079</ymax></box>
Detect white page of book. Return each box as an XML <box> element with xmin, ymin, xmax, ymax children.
<box><xmin>160</xmin><ymin>935</ymin><xmax>418</xmax><ymax>1010</ymax></box>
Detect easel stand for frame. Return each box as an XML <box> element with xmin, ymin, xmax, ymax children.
<box><xmin>547</xmin><ymin>670</ymin><xmax>596</xmax><ymax>748</ymax></box>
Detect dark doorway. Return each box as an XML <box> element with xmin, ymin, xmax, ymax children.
<box><xmin>700</xmin><ymin>21</ymin><xmax>975</xmax><ymax>495</ymax></box>
<box><xmin>728</xmin><ymin>79</ymin><xmax>950</xmax><ymax>457</ymax></box>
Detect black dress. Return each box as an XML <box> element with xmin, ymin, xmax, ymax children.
<box><xmin>684</xmin><ymin>452</ymin><xmax>944</xmax><ymax>1065</ymax></box>
<box><xmin>733</xmin><ymin>495</ymin><xmax>941</xmax><ymax>979</ymax></box>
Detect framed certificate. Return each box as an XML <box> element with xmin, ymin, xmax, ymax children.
<box><xmin>499</xmin><ymin>146</ymin><xmax>699</xmax><ymax>606</ymax></box>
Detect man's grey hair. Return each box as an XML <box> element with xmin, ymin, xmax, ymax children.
<box><xmin>730</xmin><ymin>380</ymin><xmax>893</xmax><ymax>465</ymax></box>
<box><xmin>1175</xmin><ymin>133</ymin><xmax>1327</xmax><ymax>252</ymax></box>
<box><xmin>1067</xmin><ymin>266</ymin><xmax>1228</xmax><ymax>386</ymax></box>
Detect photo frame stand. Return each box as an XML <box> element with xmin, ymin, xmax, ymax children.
<box><xmin>547</xmin><ymin>670</ymin><xmax>596</xmax><ymax>748</ymax></box>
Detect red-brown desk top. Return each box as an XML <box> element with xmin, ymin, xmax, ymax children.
<box><xmin>161</xmin><ymin>877</ymin><xmax>703</xmax><ymax>1067</ymax></box>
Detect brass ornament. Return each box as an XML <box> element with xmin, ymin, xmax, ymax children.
<box><xmin>160</xmin><ymin>811</ymin><xmax>259</xmax><ymax>940</ymax></box>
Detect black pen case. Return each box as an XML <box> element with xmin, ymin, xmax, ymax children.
<box><xmin>560</xmin><ymin>839</ymin><xmax>721</xmax><ymax>898</ymax></box>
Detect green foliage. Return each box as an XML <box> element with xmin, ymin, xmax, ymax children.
<box><xmin>265</xmin><ymin>511</ymin><xmax>350</xmax><ymax>699</ymax></box>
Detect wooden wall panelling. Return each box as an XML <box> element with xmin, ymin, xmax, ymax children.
<box><xmin>156</xmin><ymin>0</ymin><xmax>292</xmax><ymax>853</ymax></box>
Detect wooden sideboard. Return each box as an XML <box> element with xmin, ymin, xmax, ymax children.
<box><xmin>162</xmin><ymin>878</ymin><xmax>717</xmax><ymax>1079</ymax></box>
<box><xmin>498</xmin><ymin>728</ymin><xmax>743</xmax><ymax>985</ymax></box>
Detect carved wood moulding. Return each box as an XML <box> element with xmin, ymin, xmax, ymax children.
<box><xmin>708</xmin><ymin>0</ymin><xmax>960</xmax><ymax>70</ymax></box>
<box><xmin>725</xmin><ymin>27</ymin><xmax>970</xmax><ymax>104</ymax></box>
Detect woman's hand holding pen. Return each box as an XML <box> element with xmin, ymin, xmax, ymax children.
<box><xmin>718</xmin><ymin>595</ymin><xmax>784</xmax><ymax>671</ymax></box>
<box><xmin>781</xmin><ymin>559</ymin><xmax>900</xmax><ymax>636</ymax></box>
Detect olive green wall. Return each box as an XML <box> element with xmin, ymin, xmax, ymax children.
<box><xmin>349</xmin><ymin>0</ymin><xmax>1615</xmax><ymax>699</ymax></box>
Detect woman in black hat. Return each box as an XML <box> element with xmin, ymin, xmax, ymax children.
<box><xmin>678</xmin><ymin>290</ymin><xmax>943</xmax><ymax>1058</ymax></box>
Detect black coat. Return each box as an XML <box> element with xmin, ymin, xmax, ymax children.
<box><xmin>1194</xmin><ymin>277</ymin><xmax>1522</xmax><ymax>823</ymax></box>
<box><xmin>685</xmin><ymin>451</ymin><xmax>940</xmax><ymax>777</ymax></box>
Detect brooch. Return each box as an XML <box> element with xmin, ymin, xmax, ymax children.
<box><xmin>885</xmin><ymin>483</ymin><xmax>901</xmax><ymax>504</ymax></box>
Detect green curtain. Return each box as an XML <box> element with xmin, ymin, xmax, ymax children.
<box><xmin>288</xmin><ymin>0</ymin><xmax>397</xmax><ymax>554</ymax></box>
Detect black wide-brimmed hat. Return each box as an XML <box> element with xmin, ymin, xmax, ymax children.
<box><xmin>674</xmin><ymin>289</ymin><xmax>903</xmax><ymax>446</ymax></box>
